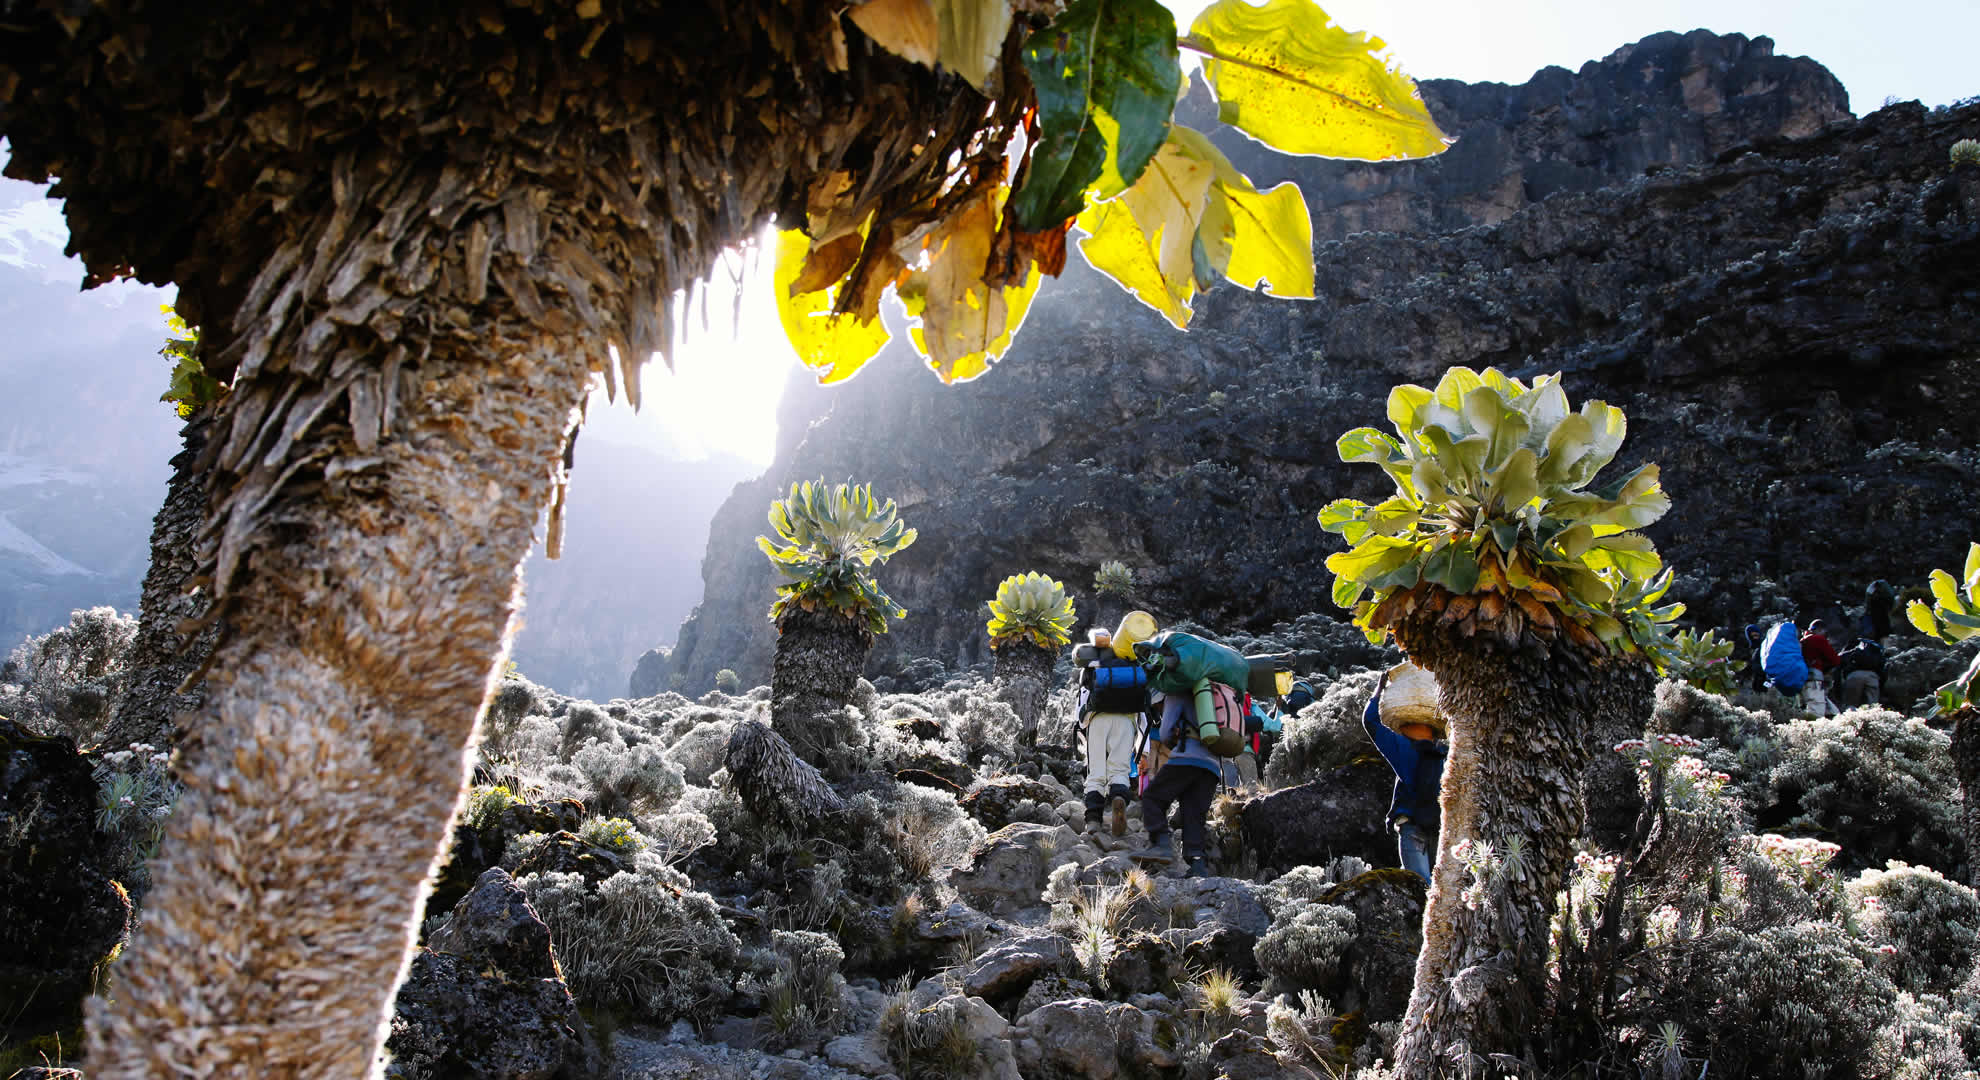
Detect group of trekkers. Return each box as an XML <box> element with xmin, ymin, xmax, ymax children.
<box><xmin>1069</xmin><ymin>581</ymin><xmax>1899</xmax><ymax>883</ymax></box>
<box><xmin>1068</xmin><ymin>610</ymin><xmax>1436</xmax><ymax>882</ymax></box>
<box><xmin>1741</xmin><ymin>579</ymin><xmax>1896</xmax><ymax>717</ymax></box>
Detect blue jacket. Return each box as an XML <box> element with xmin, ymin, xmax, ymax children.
<box><xmin>1158</xmin><ymin>693</ymin><xmax>1224</xmax><ymax>778</ymax></box>
<box><xmin>1362</xmin><ymin>690</ymin><xmax>1446</xmax><ymax>826</ymax></box>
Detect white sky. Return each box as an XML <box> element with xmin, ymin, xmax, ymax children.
<box><xmin>595</xmin><ymin>0</ymin><xmax>1980</xmax><ymax>467</ymax></box>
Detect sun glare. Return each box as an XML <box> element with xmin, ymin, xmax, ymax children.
<box><xmin>582</xmin><ymin>236</ymin><xmax>794</xmax><ymax>467</ymax></box>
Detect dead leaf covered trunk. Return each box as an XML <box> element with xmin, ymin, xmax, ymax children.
<box><xmin>1390</xmin><ymin>594</ymin><xmax>1605</xmax><ymax>1075</ymax></box>
<box><xmin>0</xmin><ymin>3</ymin><xmax>1021</xmax><ymax>1075</ymax></box>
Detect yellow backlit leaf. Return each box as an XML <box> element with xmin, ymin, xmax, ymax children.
<box><xmin>934</xmin><ymin>0</ymin><xmax>1012</xmax><ymax>93</ymax></box>
<box><xmin>775</xmin><ymin>228</ymin><xmax>892</xmax><ymax>385</ymax></box>
<box><xmin>848</xmin><ymin>0</ymin><xmax>939</xmax><ymax>67</ymax></box>
<box><xmin>1186</xmin><ymin>0</ymin><xmax>1450</xmax><ymax>161</ymax></box>
<box><xmin>1165</xmin><ymin>125</ymin><xmax>1313</xmax><ymax>299</ymax></box>
<box><xmin>1074</xmin><ymin>129</ymin><xmax>1217</xmax><ymax>328</ymax></box>
<box><xmin>905</xmin><ymin>187</ymin><xmax>1045</xmax><ymax>384</ymax></box>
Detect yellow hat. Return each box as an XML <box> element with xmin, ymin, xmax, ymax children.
<box><xmin>1381</xmin><ymin>662</ymin><xmax>1444</xmax><ymax>736</ymax></box>
<box><xmin>1112</xmin><ymin>610</ymin><xmax>1157</xmax><ymax>659</ymax></box>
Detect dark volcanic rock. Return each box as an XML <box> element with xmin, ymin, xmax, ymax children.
<box><xmin>1319</xmin><ymin>869</ymin><xmax>1429</xmax><ymax>1022</ymax></box>
<box><xmin>386</xmin><ymin>867</ymin><xmax>596</xmax><ymax>1079</ymax></box>
<box><xmin>0</xmin><ymin>718</ymin><xmax>133</xmax><ymax>1035</ymax></box>
<box><xmin>1189</xmin><ymin>29</ymin><xmax>1849</xmax><ymax>244</ymax></box>
<box><xmin>427</xmin><ymin>868</ymin><xmax>559</xmax><ymax>981</ymax></box>
<box><xmin>383</xmin><ymin>949</ymin><xmax>596</xmax><ymax>1080</ymax></box>
<box><xmin>510</xmin><ymin>830</ymin><xmax>629</xmax><ymax>887</ymax></box>
<box><xmin>959</xmin><ymin>775</ymin><xmax>1065</xmax><ymax>831</ymax></box>
<box><xmin>1242</xmin><ymin>763</ymin><xmax>1396</xmax><ymax>872</ymax></box>
<box><xmin>663</xmin><ymin>33</ymin><xmax>1980</xmax><ymax>695</ymax></box>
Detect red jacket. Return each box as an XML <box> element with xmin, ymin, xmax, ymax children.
<box><xmin>1801</xmin><ymin>632</ymin><xmax>1841</xmax><ymax>671</ymax></box>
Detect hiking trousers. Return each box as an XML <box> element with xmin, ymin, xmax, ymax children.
<box><xmin>1082</xmin><ymin>711</ymin><xmax>1139</xmax><ymax>795</ymax></box>
<box><xmin>1803</xmin><ymin>670</ymin><xmax>1840</xmax><ymax>717</ymax></box>
<box><xmin>1397</xmin><ymin>820</ymin><xmax>1437</xmax><ymax>884</ymax></box>
<box><xmin>1141</xmin><ymin>762</ymin><xmax>1219</xmax><ymax>859</ymax></box>
<box><xmin>1842</xmin><ymin>670</ymin><xmax>1881</xmax><ymax>707</ymax></box>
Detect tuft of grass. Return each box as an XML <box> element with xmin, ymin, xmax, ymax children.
<box><xmin>880</xmin><ymin>977</ymin><xmax>984</xmax><ymax>1080</ymax></box>
<box><xmin>1185</xmin><ymin>966</ymin><xmax>1243</xmax><ymax>1023</ymax></box>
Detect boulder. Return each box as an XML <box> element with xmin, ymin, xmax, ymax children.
<box><xmin>1316</xmin><ymin>868</ymin><xmax>1428</xmax><ymax>1021</ymax></box>
<box><xmin>1012</xmin><ymin>972</ymin><xmax>1097</xmax><ymax>1020</ymax></box>
<box><xmin>1183</xmin><ymin>924</ymin><xmax>1262</xmax><ymax>983</ymax></box>
<box><xmin>428</xmin><ymin>868</ymin><xmax>558</xmax><ymax>980</ymax></box>
<box><xmin>1012</xmin><ymin>998</ymin><xmax>1178</xmax><ymax>1080</ymax></box>
<box><xmin>383</xmin><ymin>950</ymin><xmax>597</xmax><ymax>1080</ymax></box>
<box><xmin>960</xmin><ymin>776</ymin><xmax>1067</xmax><ymax>832</ymax></box>
<box><xmin>1206</xmin><ymin>1030</ymin><xmax>1322</xmax><ymax>1080</ymax></box>
<box><xmin>427</xmin><ymin>798</ymin><xmax>586</xmax><ymax>922</ymax></box>
<box><xmin>511</xmin><ymin>830</ymin><xmax>630</xmax><ymax>886</ymax></box>
<box><xmin>951</xmin><ymin>822</ymin><xmax>1078</xmax><ymax>917</ymax></box>
<box><xmin>1239</xmin><ymin>764</ymin><xmax>1394</xmax><ymax>873</ymax></box>
<box><xmin>1104</xmin><ymin>933</ymin><xmax>1186</xmax><ymax>997</ymax></box>
<box><xmin>822</xmin><ymin>1031</ymin><xmax>893</xmax><ymax>1077</ymax></box>
<box><xmin>0</xmin><ymin>718</ymin><xmax>133</xmax><ymax>1035</ymax></box>
<box><xmin>958</xmin><ymin>932</ymin><xmax>1073</xmax><ymax>1003</ymax></box>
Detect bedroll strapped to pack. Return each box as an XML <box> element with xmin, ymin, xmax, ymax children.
<box><xmin>1761</xmin><ymin>622</ymin><xmax>1809</xmax><ymax>693</ymax></box>
<box><xmin>1082</xmin><ymin>656</ymin><xmax>1150</xmax><ymax>714</ymax></box>
<box><xmin>1140</xmin><ymin>630</ymin><xmax>1251</xmax><ymax>696</ymax></box>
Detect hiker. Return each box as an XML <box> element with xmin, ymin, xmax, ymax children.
<box><xmin>1075</xmin><ymin>613</ymin><xmax>1155</xmax><ymax>836</ymax></box>
<box><xmin>1743</xmin><ymin>624</ymin><xmax>1769</xmax><ymax>692</ymax></box>
<box><xmin>1131</xmin><ymin>687</ymin><xmax>1224</xmax><ymax>878</ymax></box>
<box><xmin>1862</xmin><ymin>580</ymin><xmax>1896</xmax><ymax>642</ymax></box>
<box><xmin>1800</xmin><ymin>619</ymin><xmax>1843</xmax><ymax>717</ymax></box>
<box><xmin>1362</xmin><ymin>664</ymin><xmax>1447</xmax><ymax>884</ymax></box>
<box><xmin>1837</xmin><ymin>635</ymin><xmax>1885</xmax><ymax>707</ymax></box>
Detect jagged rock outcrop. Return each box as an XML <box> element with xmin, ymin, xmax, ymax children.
<box><xmin>663</xmin><ymin>34</ymin><xmax>1979</xmax><ymax>695</ymax></box>
<box><xmin>1195</xmin><ymin>29</ymin><xmax>1850</xmax><ymax>243</ymax></box>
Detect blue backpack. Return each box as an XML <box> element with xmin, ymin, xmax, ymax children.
<box><xmin>1761</xmin><ymin>622</ymin><xmax>1808</xmax><ymax>693</ymax></box>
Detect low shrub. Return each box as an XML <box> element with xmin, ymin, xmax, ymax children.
<box><xmin>0</xmin><ymin>606</ymin><xmax>138</xmax><ymax>746</ymax></box>
<box><xmin>1263</xmin><ymin>670</ymin><xmax>1381</xmax><ymax>789</ymax></box>
<box><xmin>517</xmin><ymin>860</ymin><xmax>742</xmax><ymax>1024</ymax></box>
<box><xmin>1851</xmin><ymin>861</ymin><xmax>1980</xmax><ymax>994</ymax></box>
<box><xmin>1254</xmin><ymin>901</ymin><xmax>1356</xmax><ymax>996</ymax></box>
<box><xmin>1763</xmin><ymin>708</ymin><xmax>1960</xmax><ymax>872</ymax></box>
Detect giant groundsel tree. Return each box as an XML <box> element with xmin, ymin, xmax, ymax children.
<box><xmin>1321</xmin><ymin>367</ymin><xmax>1677</xmax><ymax>1074</ymax></box>
<box><xmin>759</xmin><ymin>479</ymin><xmax>916</xmax><ymax>770</ymax></box>
<box><xmin>0</xmin><ymin>0</ymin><xmax>1443</xmax><ymax>1073</ymax></box>
<box><xmin>1907</xmin><ymin>541</ymin><xmax>1980</xmax><ymax>886</ymax></box>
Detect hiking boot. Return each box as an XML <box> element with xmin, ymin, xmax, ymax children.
<box><xmin>1082</xmin><ymin>791</ymin><xmax>1106</xmax><ymax>834</ymax></box>
<box><xmin>1109</xmin><ymin>795</ymin><xmax>1128</xmax><ymax>837</ymax></box>
<box><xmin>1129</xmin><ymin>835</ymin><xmax>1175</xmax><ymax>865</ymax></box>
<box><xmin>1184</xmin><ymin>856</ymin><xmax>1212</xmax><ymax>879</ymax></box>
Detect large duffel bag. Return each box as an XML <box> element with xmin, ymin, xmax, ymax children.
<box><xmin>1141</xmin><ymin>630</ymin><xmax>1251</xmax><ymax>697</ymax></box>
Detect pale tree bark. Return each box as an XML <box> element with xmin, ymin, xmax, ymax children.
<box><xmin>3</xmin><ymin>5</ymin><xmax>1026</xmax><ymax>1073</ymax></box>
<box><xmin>1389</xmin><ymin>595</ymin><xmax>1607</xmax><ymax>1075</ymax></box>
<box><xmin>994</xmin><ymin>640</ymin><xmax>1057</xmax><ymax>748</ymax></box>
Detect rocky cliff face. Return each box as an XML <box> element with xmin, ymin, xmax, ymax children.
<box><xmin>1193</xmin><ymin>30</ymin><xmax>1850</xmax><ymax>243</ymax></box>
<box><xmin>663</xmin><ymin>33</ymin><xmax>1980</xmax><ymax>695</ymax></box>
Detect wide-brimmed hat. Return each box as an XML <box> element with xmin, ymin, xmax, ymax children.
<box><xmin>1112</xmin><ymin>610</ymin><xmax>1157</xmax><ymax>659</ymax></box>
<box><xmin>1381</xmin><ymin>662</ymin><xmax>1445</xmax><ymax>737</ymax></box>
